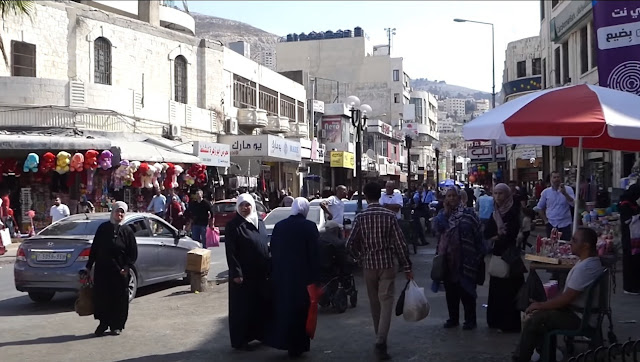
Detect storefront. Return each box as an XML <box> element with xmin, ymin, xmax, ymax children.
<box><xmin>302</xmin><ymin>138</ymin><xmax>325</xmax><ymax>197</ymax></box>
<box><xmin>192</xmin><ymin>141</ymin><xmax>231</xmax><ymax>200</ymax></box>
<box><xmin>219</xmin><ymin>134</ymin><xmax>302</xmax><ymax>207</ymax></box>
<box><xmin>329</xmin><ymin>151</ymin><xmax>355</xmax><ymax>190</ymax></box>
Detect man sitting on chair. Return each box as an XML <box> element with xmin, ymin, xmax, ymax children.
<box><xmin>513</xmin><ymin>227</ymin><xmax>603</xmax><ymax>362</ymax></box>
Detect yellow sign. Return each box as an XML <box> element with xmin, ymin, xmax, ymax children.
<box><xmin>330</xmin><ymin>151</ymin><xmax>355</xmax><ymax>169</ymax></box>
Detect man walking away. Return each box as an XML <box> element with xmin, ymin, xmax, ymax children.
<box><xmin>49</xmin><ymin>197</ymin><xmax>70</xmax><ymax>224</ymax></box>
<box><xmin>347</xmin><ymin>182</ymin><xmax>413</xmax><ymax>361</ymax></box>
<box><xmin>321</xmin><ymin>185</ymin><xmax>348</xmax><ymax>227</ymax></box>
<box><xmin>186</xmin><ymin>190</ymin><xmax>214</xmax><ymax>245</ymax></box>
<box><xmin>535</xmin><ymin>171</ymin><xmax>575</xmax><ymax>241</ymax></box>
<box><xmin>476</xmin><ymin>189</ymin><xmax>494</xmax><ymax>230</ymax></box>
<box><xmin>147</xmin><ymin>188</ymin><xmax>167</xmax><ymax>218</ymax></box>
<box><xmin>412</xmin><ymin>183</ymin><xmax>434</xmax><ymax>245</ymax></box>
<box><xmin>465</xmin><ymin>183</ymin><xmax>476</xmax><ymax>208</ymax></box>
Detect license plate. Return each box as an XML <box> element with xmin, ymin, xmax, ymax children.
<box><xmin>36</xmin><ymin>253</ymin><xmax>67</xmax><ymax>262</ymax></box>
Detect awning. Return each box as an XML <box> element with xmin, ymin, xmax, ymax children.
<box><xmin>0</xmin><ymin>134</ymin><xmax>111</xmax><ymax>150</ymax></box>
<box><xmin>110</xmin><ymin>139</ymin><xmax>201</xmax><ymax>164</ymax></box>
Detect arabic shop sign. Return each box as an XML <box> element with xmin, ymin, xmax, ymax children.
<box><xmin>221</xmin><ymin>135</ymin><xmax>301</xmax><ymax>162</ymax></box>
<box><xmin>550</xmin><ymin>0</ymin><xmax>592</xmax><ymax>42</ymax></box>
<box><xmin>193</xmin><ymin>141</ymin><xmax>231</xmax><ymax>167</ymax></box>
<box><xmin>330</xmin><ymin>151</ymin><xmax>355</xmax><ymax>169</ymax></box>
<box><xmin>466</xmin><ymin>142</ymin><xmax>507</xmax><ymax>162</ymax></box>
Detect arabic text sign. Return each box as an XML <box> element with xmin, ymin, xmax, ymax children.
<box><xmin>593</xmin><ymin>1</ymin><xmax>640</xmax><ymax>96</ymax></box>
<box><xmin>222</xmin><ymin>135</ymin><xmax>301</xmax><ymax>161</ymax></box>
<box><xmin>330</xmin><ymin>151</ymin><xmax>354</xmax><ymax>169</ymax></box>
<box><xmin>322</xmin><ymin>117</ymin><xmax>342</xmax><ymax>143</ymax></box>
<box><xmin>193</xmin><ymin>141</ymin><xmax>231</xmax><ymax>167</ymax></box>
<box><xmin>467</xmin><ymin>144</ymin><xmax>507</xmax><ymax>161</ymax></box>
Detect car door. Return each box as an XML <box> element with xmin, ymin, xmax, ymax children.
<box><xmin>125</xmin><ymin>218</ymin><xmax>159</xmax><ymax>284</ymax></box>
<box><xmin>148</xmin><ymin>217</ymin><xmax>185</xmax><ymax>278</ymax></box>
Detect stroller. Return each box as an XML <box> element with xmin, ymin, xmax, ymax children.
<box><xmin>317</xmin><ymin>235</ymin><xmax>358</xmax><ymax>313</ymax></box>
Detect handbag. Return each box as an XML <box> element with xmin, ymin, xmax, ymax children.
<box><xmin>430</xmin><ymin>254</ymin><xmax>445</xmax><ymax>281</ymax></box>
<box><xmin>74</xmin><ymin>282</ymin><xmax>94</xmax><ymax>316</ymax></box>
<box><xmin>487</xmin><ymin>254</ymin><xmax>510</xmax><ymax>278</ymax></box>
<box><xmin>0</xmin><ymin>227</ymin><xmax>11</xmax><ymax>247</ymax></box>
<box><xmin>205</xmin><ymin>226</ymin><xmax>220</xmax><ymax>248</ymax></box>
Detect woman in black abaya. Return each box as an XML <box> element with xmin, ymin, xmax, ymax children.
<box><xmin>484</xmin><ymin>183</ymin><xmax>524</xmax><ymax>333</ymax></box>
<box><xmin>85</xmin><ymin>201</ymin><xmax>138</xmax><ymax>337</ymax></box>
<box><xmin>225</xmin><ymin>193</ymin><xmax>271</xmax><ymax>350</ymax></box>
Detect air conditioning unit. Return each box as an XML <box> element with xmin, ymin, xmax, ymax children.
<box><xmin>226</xmin><ymin>117</ymin><xmax>238</xmax><ymax>135</ymax></box>
<box><xmin>169</xmin><ymin>124</ymin><xmax>181</xmax><ymax>138</ymax></box>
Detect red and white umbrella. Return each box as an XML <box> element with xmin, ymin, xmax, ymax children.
<box><xmin>463</xmin><ymin>84</ymin><xmax>640</xmax><ymax>232</ymax></box>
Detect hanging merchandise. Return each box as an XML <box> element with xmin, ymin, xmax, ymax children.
<box><xmin>55</xmin><ymin>151</ymin><xmax>71</xmax><ymax>174</ymax></box>
<box><xmin>185</xmin><ymin>164</ymin><xmax>208</xmax><ymax>188</ymax></box>
<box><xmin>137</xmin><ymin>162</ymin><xmax>152</xmax><ymax>189</ymax></box>
<box><xmin>173</xmin><ymin>165</ymin><xmax>184</xmax><ymax>188</ymax></box>
<box><xmin>113</xmin><ymin>160</ymin><xmax>129</xmax><ymax>191</ymax></box>
<box><xmin>163</xmin><ymin>163</ymin><xmax>176</xmax><ymax>190</ymax></box>
<box><xmin>98</xmin><ymin>150</ymin><xmax>113</xmax><ymax>170</ymax></box>
<box><xmin>70</xmin><ymin>153</ymin><xmax>84</xmax><ymax>172</ymax></box>
<box><xmin>86</xmin><ymin>168</ymin><xmax>96</xmax><ymax>194</ymax></box>
<box><xmin>159</xmin><ymin>163</ymin><xmax>169</xmax><ymax>190</ymax></box>
<box><xmin>40</xmin><ymin>152</ymin><xmax>56</xmax><ymax>173</ymax></box>
<box><xmin>125</xmin><ymin>161</ymin><xmax>139</xmax><ymax>187</ymax></box>
<box><xmin>144</xmin><ymin>163</ymin><xmax>157</xmax><ymax>189</ymax></box>
<box><xmin>84</xmin><ymin>150</ymin><xmax>99</xmax><ymax>171</ymax></box>
<box><xmin>23</xmin><ymin>153</ymin><xmax>39</xmax><ymax>173</ymax></box>
<box><xmin>3</xmin><ymin>159</ymin><xmax>21</xmax><ymax>177</ymax></box>
<box><xmin>152</xmin><ymin>163</ymin><xmax>162</xmax><ymax>190</ymax></box>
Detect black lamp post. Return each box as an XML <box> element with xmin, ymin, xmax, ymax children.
<box><xmin>452</xmin><ymin>154</ymin><xmax>456</xmax><ymax>182</ymax></box>
<box><xmin>346</xmin><ymin>95</ymin><xmax>371</xmax><ymax>213</ymax></box>
<box><xmin>405</xmin><ymin>135</ymin><xmax>413</xmax><ymax>191</ymax></box>
<box><xmin>434</xmin><ymin>142</ymin><xmax>441</xmax><ymax>189</ymax></box>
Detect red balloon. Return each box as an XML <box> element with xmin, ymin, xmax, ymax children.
<box><xmin>468</xmin><ymin>175</ymin><xmax>476</xmax><ymax>183</ymax></box>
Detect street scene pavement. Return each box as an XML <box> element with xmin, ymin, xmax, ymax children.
<box><xmin>1</xmin><ymin>238</ymin><xmax>638</xmax><ymax>362</ymax></box>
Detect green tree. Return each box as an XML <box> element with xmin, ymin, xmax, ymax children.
<box><xmin>0</xmin><ymin>0</ymin><xmax>34</xmax><ymax>67</ymax></box>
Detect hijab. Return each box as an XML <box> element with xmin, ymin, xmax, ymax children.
<box><xmin>110</xmin><ymin>201</ymin><xmax>128</xmax><ymax>225</ymax></box>
<box><xmin>236</xmin><ymin>193</ymin><xmax>259</xmax><ymax>229</ymax></box>
<box><xmin>492</xmin><ymin>183</ymin><xmax>513</xmax><ymax>234</ymax></box>
<box><xmin>291</xmin><ymin>197</ymin><xmax>310</xmax><ymax>217</ymax></box>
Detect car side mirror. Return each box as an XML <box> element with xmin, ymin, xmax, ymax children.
<box><xmin>343</xmin><ymin>218</ymin><xmax>352</xmax><ymax>225</ymax></box>
<box><xmin>177</xmin><ymin>230</ymin><xmax>187</xmax><ymax>239</ymax></box>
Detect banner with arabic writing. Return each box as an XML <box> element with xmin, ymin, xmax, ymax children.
<box><xmin>592</xmin><ymin>0</ymin><xmax>640</xmax><ymax>95</ymax></box>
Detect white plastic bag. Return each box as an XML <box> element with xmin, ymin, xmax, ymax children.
<box><xmin>402</xmin><ymin>280</ymin><xmax>430</xmax><ymax>322</ymax></box>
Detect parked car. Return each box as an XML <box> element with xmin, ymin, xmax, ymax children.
<box><xmin>350</xmin><ymin>189</ymin><xmax>400</xmax><ymax>200</ymax></box>
<box><xmin>262</xmin><ymin>206</ymin><xmax>326</xmax><ymax>238</ymax></box>
<box><xmin>212</xmin><ymin>199</ymin><xmax>269</xmax><ymax>235</ymax></box>
<box><xmin>14</xmin><ymin>213</ymin><xmax>200</xmax><ymax>303</ymax></box>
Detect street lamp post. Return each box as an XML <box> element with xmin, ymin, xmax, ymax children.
<box><xmin>347</xmin><ymin>95</ymin><xmax>371</xmax><ymax>213</ymax></box>
<box><xmin>452</xmin><ymin>154</ymin><xmax>456</xmax><ymax>182</ymax></box>
<box><xmin>405</xmin><ymin>135</ymin><xmax>413</xmax><ymax>191</ymax></box>
<box><xmin>433</xmin><ymin>142</ymin><xmax>441</xmax><ymax>189</ymax></box>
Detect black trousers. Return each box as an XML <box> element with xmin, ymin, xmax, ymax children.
<box><xmin>412</xmin><ymin>209</ymin><xmax>428</xmax><ymax>244</ymax></box>
<box><xmin>622</xmin><ymin>243</ymin><xmax>640</xmax><ymax>293</ymax></box>
<box><xmin>443</xmin><ymin>279</ymin><xmax>476</xmax><ymax>324</ymax></box>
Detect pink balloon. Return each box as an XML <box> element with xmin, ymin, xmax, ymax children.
<box><xmin>27</xmin><ymin>210</ymin><xmax>35</xmax><ymax>218</ymax></box>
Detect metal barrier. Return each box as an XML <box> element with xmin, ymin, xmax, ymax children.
<box><xmin>568</xmin><ymin>340</ymin><xmax>640</xmax><ymax>361</ymax></box>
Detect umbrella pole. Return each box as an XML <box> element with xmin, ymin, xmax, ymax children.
<box><xmin>572</xmin><ymin>137</ymin><xmax>583</xmax><ymax>234</ymax></box>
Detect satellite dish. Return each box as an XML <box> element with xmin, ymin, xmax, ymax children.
<box><xmin>366</xmin><ymin>149</ymin><xmax>376</xmax><ymax>159</ymax></box>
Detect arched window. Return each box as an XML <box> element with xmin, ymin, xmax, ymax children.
<box><xmin>174</xmin><ymin>55</ymin><xmax>187</xmax><ymax>103</ymax></box>
<box><xmin>94</xmin><ymin>37</ymin><xmax>111</xmax><ymax>85</ymax></box>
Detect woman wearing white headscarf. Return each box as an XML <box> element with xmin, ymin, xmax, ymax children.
<box><xmin>265</xmin><ymin>197</ymin><xmax>319</xmax><ymax>358</ymax></box>
<box><xmin>85</xmin><ymin>201</ymin><xmax>138</xmax><ymax>337</ymax></box>
<box><xmin>224</xmin><ymin>193</ymin><xmax>270</xmax><ymax>350</ymax></box>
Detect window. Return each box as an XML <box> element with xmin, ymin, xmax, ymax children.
<box><xmin>297</xmin><ymin>100</ymin><xmax>305</xmax><ymax>124</ymax></box>
<box><xmin>532</xmin><ymin>58</ymin><xmax>542</xmax><ymax>75</ymax></box>
<box><xmin>259</xmin><ymin>86</ymin><xmax>278</xmax><ymax>116</ymax></box>
<box><xmin>280</xmin><ymin>94</ymin><xmax>296</xmax><ymax>120</ymax></box>
<box><xmin>128</xmin><ymin>219</ymin><xmax>151</xmax><ymax>238</ymax></box>
<box><xmin>393</xmin><ymin>70</ymin><xmax>400</xmax><ymax>81</ymax></box>
<box><xmin>233</xmin><ymin>75</ymin><xmax>257</xmax><ymax>108</ymax></box>
<box><xmin>552</xmin><ymin>0</ymin><xmax>559</xmax><ymax>8</ymax></box>
<box><xmin>562</xmin><ymin>42</ymin><xmax>570</xmax><ymax>84</ymax></box>
<box><xmin>516</xmin><ymin>60</ymin><xmax>527</xmax><ymax>78</ymax></box>
<box><xmin>580</xmin><ymin>26</ymin><xmax>589</xmax><ymax>74</ymax></box>
<box><xmin>174</xmin><ymin>55</ymin><xmax>187</xmax><ymax>103</ymax></box>
<box><xmin>391</xmin><ymin>145</ymin><xmax>397</xmax><ymax>160</ymax></box>
<box><xmin>149</xmin><ymin>219</ymin><xmax>174</xmax><ymax>238</ymax></box>
<box><xmin>394</xmin><ymin>93</ymin><xmax>400</xmax><ymax>103</ymax></box>
<box><xmin>554</xmin><ymin>47</ymin><xmax>561</xmax><ymax>86</ymax></box>
<box><xmin>542</xmin><ymin>58</ymin><xmax>547</xmax><ymax>88</ymax></box>
<box><xmin>591</xmin><ymin>23</ymin><xmax>598</xmax><ymax>69</ymax></box>
<box><xmin>540</xmin><ymin>0</ymin><xmax>545</xmax><ymax>20</ymax></box>
<box><xmin>11</xmin><ymin>41</ymin><xmax>35</xmax><ymax>77</ymax></box>
<box><xmin>94</xmin><ymin>37</ymin><xmax>111</xmax><ymax>85</ymax></box>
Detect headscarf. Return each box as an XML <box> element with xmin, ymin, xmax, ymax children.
<box><xmin>110</xmin><ymin>201</ymin><xmax>128</xmax><ymax>225</ymax></box>
<box><xmin>236</xmin><ymin>193</ymin><xmax>259</xmax><ymax>229</ymax></box>
<box><xmin>492</xmin><ymin>183</ymin><xmax>513</xmax><ymax>234</ymax></box>
<box><xmin>291</xmin><ymin>197</ymin><xmax>310</xmax><ymax>217</ymax></box>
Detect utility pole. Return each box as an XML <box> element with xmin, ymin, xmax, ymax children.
<box><xmin>384</xmin><ymin>27</ymin><xmax>396</xmax><ymax>55</ymax></box>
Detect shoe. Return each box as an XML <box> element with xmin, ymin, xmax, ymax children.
<box><xmin>374</xmin><ymin>343</ymin><xmax>391</xmax><ymax>361</ymax></box>
<box><xmin>94</xmin><ymin>323</ymin><xmax>108</xmax><ymax>337</ymax></box>
<box><xmin>623</xmin><ymin>290</ymin><xmax>640</xmax><ymax>296</ymax></box>
<box><xmin>462</xmin><ymin>322</ymin><xmax>477</xmax><ymax>330</ymax></box>
<box><xmin>443</xmin><ymin>320</ymin><xmax>459</xmax><ymax>328</ymax></box>
<box><xmin>111</xmin><ymin>329</ymin><xmax>122</xmax><ymax>336</ymax></box>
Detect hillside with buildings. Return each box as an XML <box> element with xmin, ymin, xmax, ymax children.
<box><xmin>411</xmin><ymin>78</ymin><xmax>492</xmax><ymax>100</ymax></box>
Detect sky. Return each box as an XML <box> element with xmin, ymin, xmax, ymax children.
<box><xmin>186</xmin><ymin>1</ymin><xmax>541</xmax><ymax>94</ymax></box>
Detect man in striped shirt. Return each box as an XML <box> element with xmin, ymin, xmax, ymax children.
<box><xmin>347</xmin><ymin>182</ymin><xmax>413</xmax><ymax>361</ymax></box>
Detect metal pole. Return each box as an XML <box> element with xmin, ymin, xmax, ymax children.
<box><xmin>435</xmin><ymin>150</ymin><xmax>440</xmax><ymax>190</ymax></box>
<box><xmin>356</xmin><ymin>111</ymin><xmax>364</xmax><ymax>213</ymax></box>
<box><xmin>406</xmin><ymin>136</ymin><xmax>412</xmax><ymax>191</ymax></box>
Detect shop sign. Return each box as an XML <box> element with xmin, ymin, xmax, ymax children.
<box><xmin>193</xmin><ymin>141</ymin><xmax>230</xmax><ymax>167</ymax></box>
<box><xmin>520</xmin><ymin>148</ymin><xmax>537</xmax><ymax>160</ymax></box>
<box><xmin>466</xmin><ymin>142</ymin><xmax>506</xmax><ymax>162</ymax></box>
<box><xmin>322</xmin><ymin>116</ymin><xmax>342</xmax><ymax>143</ymax></box>
<box><xmin>310</xmin><ymin>138</ymin><xmax>325</xmax><ymax>163</ymax></box>
<box><xmin>330</xmin><ymin>151</ymin><xmax>355</xmax><ymax>169</ymax></box>
<box><xmin>393</xmin><ymin>129</ymin><xmax>404</xmax><ymax>141</ymax></box>
<box><xmin>222</xmin><ymin>135</ymin><xmax>301</xmax><ymax>162</ymax></box>
<box><xmin>367</xmin><ymin>120</ymin><xmax>394</xmax><ymax>138</ymax></box>
<box><xmin>386</xmin><ymin>164</ymin><xmax>395</xmax><ymax>175</ymax></box>
<box><xmin>312</xmin><ymin>100</ymin><xmax>325</xmax><ymax>113</ymax></box>
<box><xmin>550</xmin><ymin>0</ymin><xmax>592</xmax><ymax>42</ymax></box>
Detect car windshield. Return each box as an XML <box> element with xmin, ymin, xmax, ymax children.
<box><xmin>38</xmin><ymin>219</ymin><xmax>104</xmax><ymax>236</ymax></box>
<box><xmin>263</xmin><ymin>208</ymin><xmax>321</xmax><ymax>226</ymax></box>
<box><xmin>212</xmin><ymin>202</ymin><xmax>236</xmax><ymax>213</ymax></box>
<box><xmin>344</xmin><ymin>202</ymin><xmax>368</xmax><ymax>213</ymax></box>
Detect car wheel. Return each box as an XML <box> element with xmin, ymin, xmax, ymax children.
<box><xmin>28</xmin><ymin>291</ymin><xmax>55</xmax><ymax>303</ymax></box>
<box><xmin>128</xmin><ymin>270</ymin><xmax>138</xmax><ymax>302</ymax></box>
<box><xmin>332</xmin><ymin>288</ymin><xmax>348</xmax><ymax>314</ymax></box>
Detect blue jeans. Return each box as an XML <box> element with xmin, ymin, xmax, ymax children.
<box><xmin>191</xmin><ymin>225</ymin><xmax>207</xmax><ymax>246</ymax></box>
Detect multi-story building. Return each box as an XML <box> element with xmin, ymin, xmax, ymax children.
<box><xmin>260</xmin><ymin>49</ymin><xmax>276</xmax><ymax>70</ymax></box>
<box><xmin>539</xmin><ymin>0</ymin><xmax>624</xmax><ymax>194</ymax></box>
<box><xmin>501</xmin><ymin>36</ymin><xmax>544</xmax><ymax>184</ymax></box>
<box><xmin>0</xmin><ymin>0</ymin><xmax>310</xmax><ymax>203</ymax></box>
<box><xmin>276</xmin><ymin>28</ymin><xmax>420</xmax><ymax>187</ymax></box>
<box><xmin>406</xmin><ymin>90</ymin><xmax>439</xmax><ymax>185</ymax></box>
<box><xmin>441</xmin><ymin>98</ymin><xmax>466</xmax><ymax>120</ymax></box>
<box><xmin>475</xmin><ymin>99</ymin><xmax>490</xmax><ymax>113</ymax></box>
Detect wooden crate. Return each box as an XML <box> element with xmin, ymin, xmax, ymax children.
<box><xmin>525</xmin><ymin>254</ymin><xmax>560</xmax><ymax>265</ymax></box>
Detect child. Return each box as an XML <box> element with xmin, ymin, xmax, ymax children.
<box><xmin>519</xmin><ymin>207</ymin><xmax>534</xmax><ymax>251</ymax></box>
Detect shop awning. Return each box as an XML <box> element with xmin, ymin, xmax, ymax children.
<box><xmin>110</xmin><ymin>138</ymin><xmax>201</xmax><ymax>164</ymax></box>
<box><xmin>0</xmin><ymin>134</ymin><xmax>111</xmax><ymax>150</ymax></box>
